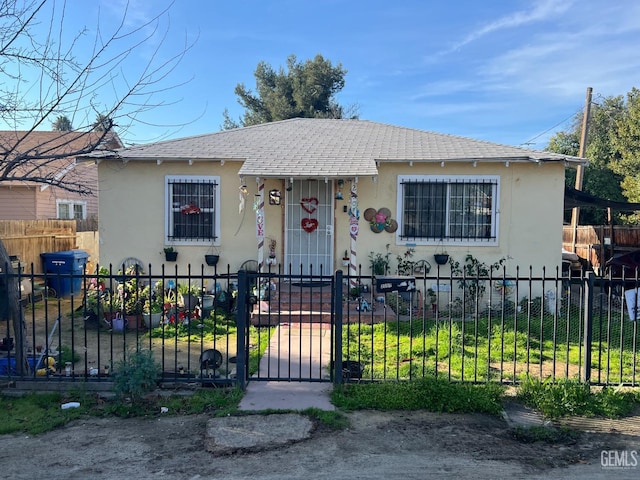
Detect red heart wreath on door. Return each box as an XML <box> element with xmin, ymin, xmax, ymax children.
<box><xmin>301</xmin><ymin>218</ymin><xmax>319</xmax><ymax>233</ymax></box>
<box><xmin>300</xmin><ymin>197</ymin><xmax>318</xmax><ymax>214</ymax></box>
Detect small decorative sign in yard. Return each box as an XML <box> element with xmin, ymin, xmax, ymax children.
<box><xmin>624</xmin><ymin>288</ymin><xmax>640</xmax><ymax>321</ymax></box>
<box><xmin>376</xmin><ymin>276</ymin><xmax>416</xmax><ymax>293</ymax></box>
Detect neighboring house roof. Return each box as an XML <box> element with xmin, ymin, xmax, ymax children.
<box><xmin>0</xmin><ymin>130</ymin><xmax>122</xmax><ymax>187</ymax></box>
<box><xmin>85</xmin><ymin>118</ymin><xmax>587</xmax><ymax>178</ymax></box>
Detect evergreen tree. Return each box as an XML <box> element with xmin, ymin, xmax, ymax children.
<box><xmin>52</xmin><ymin>115</ymin><xmax>73</xmax><ymax>131</ymax></box>
<box><xmin>222</xmin><ymin>54</ymin><xmax>357</xmax><ymax>129</ymax></box>
<box><xmin>92</xmin><ymin>114</ymin><xmax>112</xmax><ymax>132</ymax></box>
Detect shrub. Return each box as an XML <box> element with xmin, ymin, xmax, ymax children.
<box><xmin>112</xmin><ymin>349</ymin><xmax>161</xmax><ymax>403</ymax></box>
<box><xmin>450</xmin><ymin>254</ymin><xmax>506</xmax><ymax>305</ymax></box>
<box><xmin>57</xmin><ymin>345</ymin><xmax>80</xmax><ymax>367</ymax></box>
<box><xmin>517</xmin><ymin>376</ymin><xmax>638</xmax><ymax>419</ymax></box>
<box><xmin>332</xmin><ymin>377</ymin><xmax>505</xmax><ymax>415</ymax></box>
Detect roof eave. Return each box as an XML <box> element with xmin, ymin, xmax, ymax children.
<box><xmin>237</xmin><ymin>172</ymin><xmax>378</xmax><ymax>179</ymax></box>
<box><xmin>79</xmin><ymin>154</ymin><xmax>243</xmax><ymax>163</ymax></box>
<box><xmin>375</xmin><ymin>155</ymin><xmax>587</xmax><ymax>166</ymax></box>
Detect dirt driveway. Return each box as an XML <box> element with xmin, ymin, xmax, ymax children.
<box><xmin>0</xmin><ymin>409</ymin><xmax>638</xmax><ymax>479</ymax></box>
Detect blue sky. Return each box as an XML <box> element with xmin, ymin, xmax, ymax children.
<box><xmin>34</xmin><ymin>0</ymin><xmax>640</xmax><ymax>149</ymax></box>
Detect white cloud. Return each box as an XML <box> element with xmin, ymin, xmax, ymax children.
<box><xmin>438</xmin><ymin>0</ymin><xmax>574</xmax><ymax>56</ymax></box>
<box><xmin>479</xmin><ymin>22</ymin><xmax>640</xmax><ymax>99</ymax></box>
<box><xmin>101</xmin><ymin>0</ymin><xmax>165</xmax><ymax>27</ymax></box>
<box><xmin>410</xmin><ymin>0</ymin><xmax>640</xmax><ymax>116</ymax></box>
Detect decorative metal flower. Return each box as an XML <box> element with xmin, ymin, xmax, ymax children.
<box><xmin>364</xmin><ymin>207</ymin><xmax>398</xmax><ymax>233</ymax></box>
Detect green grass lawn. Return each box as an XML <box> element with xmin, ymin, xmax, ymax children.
<box><xmin>342</xmin><ymin>305</ymin><xmax>640</xmax><ymax>384</ymax></box>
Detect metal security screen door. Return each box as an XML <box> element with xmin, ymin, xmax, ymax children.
<box><xmin>286</xmin><ymin>180</ymin><xmax>333</xmax><ymax>274</ymax></box>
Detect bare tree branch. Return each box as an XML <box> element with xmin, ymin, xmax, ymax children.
<box><xmin>0</xmin><ymin>0</ymin><xmax>196</xmax><ymax>195</ymax></box>
<box><xmin>0</xmin><ymin>0</ymin><xmax>197</xmax><ymax>375</ymax></box>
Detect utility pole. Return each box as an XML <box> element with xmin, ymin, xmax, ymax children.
<box><xmin>570</xmin><ymin>87</ymin><xmax>593</xmax><ymax>252</ymax></box>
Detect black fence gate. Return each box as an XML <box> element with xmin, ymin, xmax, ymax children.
<box><xmin>234</xmin><ymin>269</ymin><xmax>339</xmax><ymax>387</ymax></box>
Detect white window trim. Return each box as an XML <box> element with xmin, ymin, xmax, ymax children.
<box><xmin>164</xmin><ymin>174</ymin><xmax>221</xmax><ymax>246</ymax></box>
<box><xmin>395</xmin><ymin>174</ymin><xmax>500</xmax><ymax>247</ymax></box>
<box><xmin>56</xmin><ymin>199</ymin><xmax>87</xmax><ymax>220</ymax></box>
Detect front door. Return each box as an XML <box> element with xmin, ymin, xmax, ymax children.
<box><xmin>285</xmin><ymin>180</ymin><xmax>333</xmax><ymax>275</ymax></box>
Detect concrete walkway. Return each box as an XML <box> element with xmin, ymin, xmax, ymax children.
<box><xmin>238</xmin><ymin>322</ymin><xmax>335</xmax><ymax>411</ymax></box>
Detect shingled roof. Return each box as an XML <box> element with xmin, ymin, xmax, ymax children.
<box><xmin>1</xmin><ymin>130</ymin><xmax>123</xmax><ymax>185</ymax></box>
<box><xmin>89</xmin><ymin>118</ymin><xmax>586</xmax><ymax>178</ymax></box>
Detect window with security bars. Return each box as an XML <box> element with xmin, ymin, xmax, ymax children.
<box><xmin>165</xmin><ymin>176</ymin><xmax>220</xmax><ymax>243</ymax></box>
<box><xmin>398</xmin><ymin>175</ymin><xmax>499</xmax><ymax>244</ymax></box>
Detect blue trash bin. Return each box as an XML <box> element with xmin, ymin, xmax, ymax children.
<box><xmin>41</xmin><ymin>250</ymin><xmax>89</xmax><ymax>297</ymax></box>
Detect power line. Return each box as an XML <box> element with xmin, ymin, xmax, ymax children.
<box><xmin>519</xmin><ymin>107</ymin><xmax>583</xmax><ymax>147</ymax></box>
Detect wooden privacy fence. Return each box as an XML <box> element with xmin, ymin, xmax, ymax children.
<box><xmin>0</xmin><ymin>220</ymin><xmax>78</xmax><ymax>272</ymax></box>
<box><xmin>563</xmin><ymin>224</ymin><xmax>640</xmax><ymax>274</ymax></box>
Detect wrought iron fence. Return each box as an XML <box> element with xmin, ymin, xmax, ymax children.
<box><xmin>0</xmin><ymin>262</ymin><xmax>638</xmax><ymax>388</ymax></box>
<box><xmin>338</xmin><ymin>268</ymin><xmax>639</xmax><ymax>387</ymax></box>
<box><xmin>1</xmin><ymin>263</ymin><xmax>240</xmax><ymax>387</ymax></box>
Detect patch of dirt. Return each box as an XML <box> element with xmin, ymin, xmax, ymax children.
<box><xmin>23</xmin><ymin>297</ymin><xmax>236</xmax><ymax>377</ymax></box>
<box><xmin>0</xmin><ymin>410</ymin><xmax>638</xmax><ymax>479</ymax></box>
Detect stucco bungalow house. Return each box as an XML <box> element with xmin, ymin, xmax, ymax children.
<box><xmin>84</xmin><ymin>118</ymin><xmax>586</xmax><ymax>279</ymax></box>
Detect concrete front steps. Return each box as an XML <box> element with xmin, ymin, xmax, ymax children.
<box><xmin>250</xmin><ymin>281</ymin><xmax>395</xmax><ymax>326</ymax></box>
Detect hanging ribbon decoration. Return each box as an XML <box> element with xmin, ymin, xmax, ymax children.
<box><xmin>239</xmin><ymin>184</ymin><xmax>247</xmax><ymax>213</ymax></box>
<box><xmin>348</xmin><ymin>179</ymin><xmax>359</xmax><ymax>286</ymax></box>
<box><xmin>255</xmin><ymin>179</ymin><xmax>265</xmax><ymax>272</ymax></box>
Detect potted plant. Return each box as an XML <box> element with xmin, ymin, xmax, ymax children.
<box><xmin>396</xmin><ymin>248</ymin><xmax>417</xmax><ymax>275</ymax></box>
<box><xmin>349</xmin><ymin>285</ymin><xmax>361</xmax><ymax>300</ymax></box>
<box><xmin>342</xmin><ymin>249</ymin><xmax>350</xmax><ymax>267</ymax></box>
<box><xmin>266</xmin><ymin>238</ymin><xmax>277</xmax><ymax>266</ymax></box>
<box><xmin>103</xmin><ymin>286</ymin><xmax>122</xmax><ymax>323</ymax></box>
<box><xmin>433</xmin><ymin>240</ymin><xmax>449</xmax><ymax>265</ymax></box>
<box><xmin>450</xmin><ymin>254</ymin><xmax>507</xmax><ymax>307</ymax></box>
<box><xmin>141</xmin><ymin>281</ymin><xmax>164</xmax><ymax>328</ymax></box>
<box><xmin>109</xmin><ymin>265</ymin><xmax>145</xmax><ymax>329</ymax></box>
<box><xmin>433</xmin><ymin>243</ymin><xmax>449</xmax><ymax>265</ymax></box>
<box><xmin>84</xmin><ymin>266</ymin><xmax>110</xmax><ymax>319</ymax></box>
<box><xmin>368</xmin><ymin>244</ymin><xmax>391</xmax><ymax>276</ymax></box>
<box><xmin>142</xmin><ymin>298</ymin><xmax>163</xmax><ymax>328</ymax></box>
<box><xmin>177</xmin><ymin>283</ymin><xmax>200</xmax><ymax>312</ymax></box>
<box><xmin>434</xmin><ymin>253</ymin><xmax>449</xmax><ymax>265</ymax></box>
<box><xmin>163</xmin><ymin>291</ymin><xmax>178</xmax><ymax>323</ymax></box>
<box><xmin>93</xmin><ymin>266</ymin><xmax>110</xmax><ymax>291</ymax></box>
<box><xmin>84</xmin><ymin>287</ymin><xmax>107</xmax><ymax>324</ymax></box>
<box><xmin>426</xmin><ymin>287</ymin><xmax>437</xmax><ymax>315</ymax></box>
<box><xmin>163</xmin><ymin>246</ymin><xmax>178</xmax><ymax>262</ymax></box>
<box><xmin>122</xmin><ymin>277</ymin><xmax>144</xmax><ymax>329</ymax></box>
<box><xmin>205</xmin><ymin>245</ymin><xmax>220</xmax><ymax>266</ymax></box>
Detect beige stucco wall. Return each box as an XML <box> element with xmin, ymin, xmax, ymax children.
<box><xmin>97</xmin><ymin>160</ymin><xmax>286</xmax><ymax>275</ymax></box>
<box><xmin>333</xmin><ymin>161</ymin><xmax>564</xmax><ymax>277</ymax></box>
<box><xmin>98</xmin><ymin>159</ymin><xmax>564</xmax><ymax>282</ymax></box>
